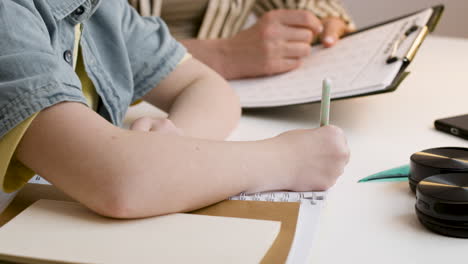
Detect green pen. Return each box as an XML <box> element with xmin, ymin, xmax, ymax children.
<box><xmin>320</xmin><ymin>78</ymin><xmax>332</xmax><ymax>126</ymax></box>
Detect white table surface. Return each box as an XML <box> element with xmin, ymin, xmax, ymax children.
<box><xmin>308</xmin><ymin>36</ymin><xmax>468</xmax><ymax>264</ymax></box>
<box><xmin>125</xmin><ymin>35</ymin><xmax>468</xmax><ymax>263</ymax></box>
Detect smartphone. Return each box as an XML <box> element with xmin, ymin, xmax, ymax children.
<box><xmin>435</xmin><ymin>114</ymin><xmax>468</xmax><ymax>140</ymax></box>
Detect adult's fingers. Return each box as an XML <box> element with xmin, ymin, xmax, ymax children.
<box><xmin>264</xmin><ymin>9</ymin><xmax>323</xmax><ymax>35</ymax></box>
<box><xmin>281</xmin><ymin>27</ymin><xmax>314</xmax><ymax>43</ymax></box>
<box><xmin>263</xmin><ymin>58</ymin><xmax>302</xmax><ymax>76</ymax></box>
<box><xmin>321</xmin><ymin>17</ymin><xmax>347</xmax><ymax>48</ymax></box>
<box><xmin>283</xmin><ymin>42</ymin><xmax>311</xmax><ymax>59</ymax></box>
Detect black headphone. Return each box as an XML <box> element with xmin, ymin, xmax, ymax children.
<box><xmin>410</xmin><ymin>147</ymin><xmax>468</xmax><ymax>238</ymax></box>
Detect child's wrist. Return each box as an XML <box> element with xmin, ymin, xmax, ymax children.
<box><xmin>271</xmin><ymin>135</ymin><xmax>297</xmax><ymax>190</ymax></box>
<box><xmin>248</xmin><ymin>137</ymin><xmax>296</xmax><ymax>192</ymax></box>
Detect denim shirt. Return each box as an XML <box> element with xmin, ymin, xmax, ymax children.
<box><xmin>0</xmin><ymin>0</ymin><xmax>186</xmax><ymax>138</ymax></box>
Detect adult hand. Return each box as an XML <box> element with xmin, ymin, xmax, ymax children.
<box><xmin>222</xmin><ymin>9</ymin><xmax>349</xmax><ymax>79</ymax></box>
<box><xmin>321</xmin><ymin>17</ymin><xmax>351</xmax><ymax>48</ymax></box>
<box><xmin>130</xmin><ymin>117</ymin><xmax>184</xmax><ymax>136</ymax></box>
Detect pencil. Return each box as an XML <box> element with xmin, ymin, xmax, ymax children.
<box><xmin>320</xmin><ymin>78</ymin><xmax>332</xmax><ymax>126</ymax></box>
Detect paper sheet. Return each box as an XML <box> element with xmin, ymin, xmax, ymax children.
<box><xmin>287</xmin><ymin>200</ymin><xmax>325</xmax><ymax>264</ymax></box>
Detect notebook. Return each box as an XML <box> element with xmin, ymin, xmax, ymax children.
<box><xmin>229</xmin><ymin>191</ymin><xmax>327</xmax><ymax>264</ymax></box>
<box><xmin>1</xmin><ymin>178</ymin><xmax>327</xmax><ymax>264</ymax></box>
<box><xmin>193</xmin><ymin>199</ymin><xmax>301</xmax><ymax>263</ymax></box>
<box><xmin>230</xmin><ymin>6</ymin><xmax>444</xmax><ymax>108</ymax></box>
<box><xmin>0</xmin><ymin>199</ymin><xmax>281</xmax><ymax>264</ymax></box>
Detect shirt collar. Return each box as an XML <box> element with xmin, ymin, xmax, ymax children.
<box><xmin>47</xmin><ymin>0</ymin><xmax>101</xmax><ymax>21</ymax></box>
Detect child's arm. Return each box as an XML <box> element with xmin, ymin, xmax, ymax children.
<box><xmin>141</xmin><ymin>57</ymin><xmax>240</xmax><ymax>140</ymax></box>
<box><xmin>16</xmin><ymin>101</ymin><xmax>349</xmax><ymax>219</ymax></box>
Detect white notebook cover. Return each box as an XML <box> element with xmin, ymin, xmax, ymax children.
<box><xmin>0</xmin><ymin>200</ymin><xmax>280</xmax><ymax>264</ymax></box>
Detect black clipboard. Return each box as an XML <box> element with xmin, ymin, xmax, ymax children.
<box><xmin>241</xmin><ymin>5</ymin><xmax>444</xmax><ymax>109</ymax></box>
<box><xmin>339</xmin><ymin>5</ymin><xmax>444</xmax><ymax>102</ymax></box>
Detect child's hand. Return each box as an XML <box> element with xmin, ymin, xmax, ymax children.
<box><xmin>130</xmin><ymin>117</ymin><xmax>183</xmax><ymax>136</ymax></box>
<box><xmin>284</xmin><ymin>125</ymin><xmax>350</xmax><ymax>191</ymax></box>
<box><xmin>257</xmin><ymin>125</ymin><xmax>350</xmax><ymax>192</ymax></box>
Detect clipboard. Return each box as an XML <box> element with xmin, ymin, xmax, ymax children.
<box><xmin>229</xmin><ymin>5</ymin><xmax>444</xmax><ymax>109</ymax></box>
<box><xmin>341</xmin><ymin>5</ymin><xmax>444</xmax><ymax>101</ymax></box>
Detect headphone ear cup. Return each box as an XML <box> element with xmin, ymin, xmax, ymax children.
<box><xmin>415</xmin><ymin>173</ymin><xmax>468</xmax><ymax>238</ymax></box>
<box><xmin>409</xmin><ymin>147</ymin><xmax>468</xmax><ymax>193</ymax></box>
<box><xmin>415</xmin><ymin>206</ymin><xmax>468</xmax><ymax>238</ymax></box>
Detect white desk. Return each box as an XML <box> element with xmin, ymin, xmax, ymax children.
<box><xmin>126</xmin><ymin>36</ymin><xmax>468</xmax><ymax>263</ymax></box>
<box><xmin>308</xmin><ymin>36</ymin><xmax>468</xmax><ymax>264</ymax></box>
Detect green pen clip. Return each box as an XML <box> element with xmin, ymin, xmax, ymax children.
<box><xmin>358</xmin><ymin>164</ymin><xmax>410</xmax><ymax>183</ymax></box>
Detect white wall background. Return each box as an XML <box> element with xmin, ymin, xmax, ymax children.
<box><xmin>341</xmin><ymin>0</ymin><xmax>468</xmax><ymax>38</ymax></box>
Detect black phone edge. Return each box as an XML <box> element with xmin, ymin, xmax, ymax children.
<box><xmin>434</xmin><ymin>119</ymin><xmax>468</xmax><ymax>140</ymax></box>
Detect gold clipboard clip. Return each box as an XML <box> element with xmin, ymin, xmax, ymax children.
<box><xmin>386</xmin><ymin>25</ymin><xmax>429</xmax><ymax>64</ymax></box>
<box><xmin>404</xmin><ymin>25</ymin><xmax>429</xmax><ymax>63</ymax></box>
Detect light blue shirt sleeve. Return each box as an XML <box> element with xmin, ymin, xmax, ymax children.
<box><xmin>0</xmin><ymin>1</ymin><xmax>86</xmax><ymax>138</ymax></box>
<box><xmin>119</xmin><ymin>1</ymin><xmax>186</xmax><ymax>103</ymax></box>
